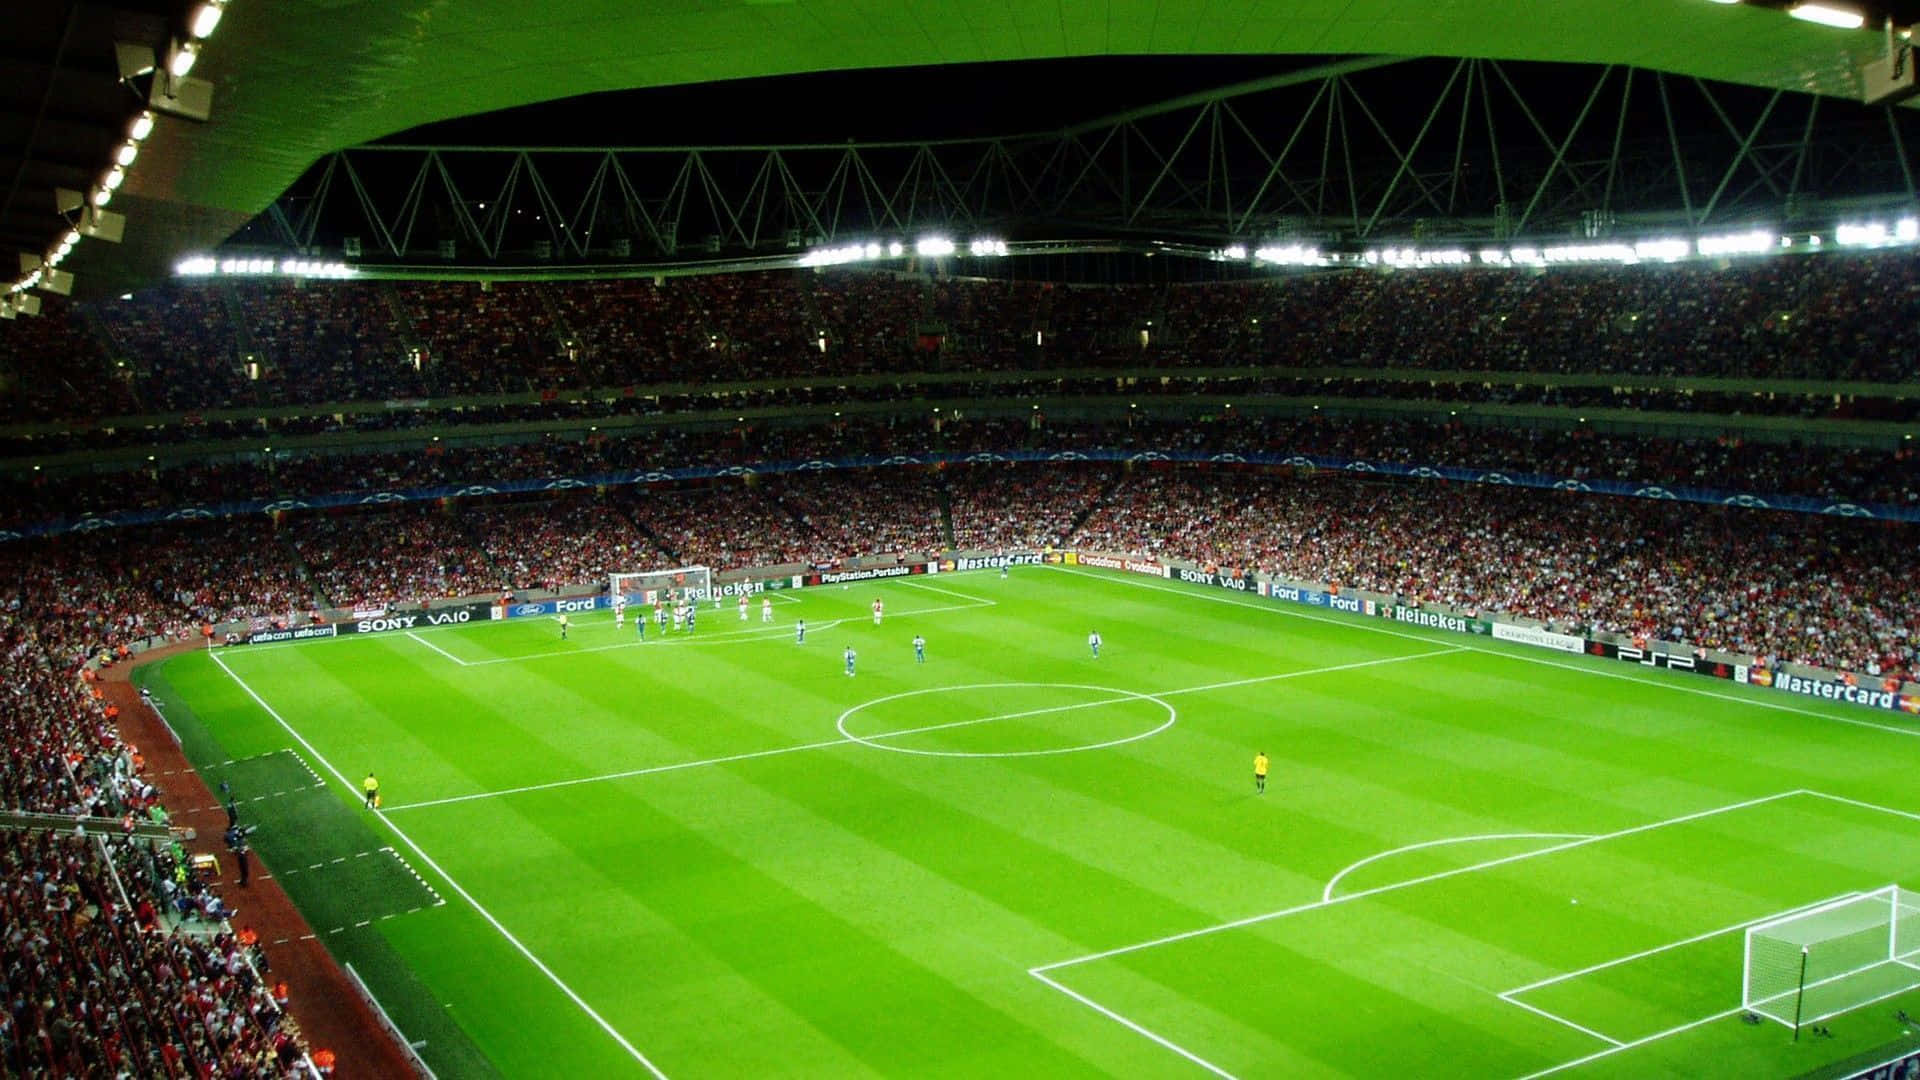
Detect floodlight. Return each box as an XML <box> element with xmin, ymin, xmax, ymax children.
<box><xmin>129</xmin><ymin>112</ymin><xmax>154</xmax><ymax>141</ymax></box>
<box><xmin>914</xmin><ymin>237</ymin><xmax>955</xmax><ymax>257</ymax></box>
<box><xmin>1835</xmin><ymin>222</ymin><xmax>1890</xmax><ymax>246</ymax></box>
<box><xmin>1697</xmin><ymin>229</ymin><xmax>1775</xmax><ymax>256</ymax></box>
<box><xmin>92</xmin><ymin>187</ymin><xmax>112</xmax><ymax>208</ymax></box>
<box><xmin>887</xmin><ymin>241</ymin><xmax>904</xmax><ymax>257</ymax></box>
<box><xmin>116</xmin><ymin>141</ymin><xmax>138</xmax><ymax>168</ymax></box>
<box><xmin>104</xmin><ymin>167</ymin><xmax>125</xmax><ymax>191</ymax></box>
<box><xmin>1898</xmin><ymin>218</ymin><xmax>1919</xmax><ymax>242</ymax></box>
<box><xmin>1788</xmin><ymin>2</ymin><xmax>1864</xmax><ymax>28</ymax></box>
<box><xmin>191</xmin><ymin>1</ymin><xmax>225</xmax><ymax>39</ymax></box>
<box><xmin>1635</xmin><ymin>238</ymin><xmax>1692</xmax><ymax>260</ymax></box>
<box><xmin>168</xmin><ymin>41</ymin><xmax>198</xmax><ymax>78</ymax></box>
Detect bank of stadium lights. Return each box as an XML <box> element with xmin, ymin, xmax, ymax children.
<box><xmin>8</xmin><ymin>0</ymin><xmax>217</xmax><ymax>298</ymax></box>
<box><xmin>1787</xmin><ymin>2</ymin><xmax>1866</xmax><ymax>29</ymax></box>
<box><xmin>1252</xmin><ymin>244</ymin><xmax>1325</xmax><ymax>266</ymax></box>
<box><xmin>801</xmin><ymin>236</ymin><xmax>1008</xmax><ymax>266</ymax></box>
<box><xmin>173</xmin><ymin>255</ymin><xmax>358</xmax><ymax>279</ymax></box>
<box><xmin>1835</xmin><ymin>218</ymin><xmax>1920</xmax><ymax>246</ymax></box>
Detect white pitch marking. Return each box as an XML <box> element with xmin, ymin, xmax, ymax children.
<box><xmin>1500</xmin><ymin>889</ymin><xmax>1864</xmax><ymax>997</ymax></box>
<box><xmin>1028</xmin><ymin>968</ymin><xmax>1240</xmax><ymax>1080</ymax></box>
<box><xmin>208</xmin><ymin>652</ymin><xmax>672</xmax><ymax>1080</ymax></box>
<box><xmin>1497</xmin><ymin>995</ymin><xmax>1625</xmax><ymax>1048</ymax></box>
<box><xmin>385</xmin><ymin>647</ymin><xmax>1464</xmax><ymax>809</ymax></box>
<box><xmin>1322</xmin><ymin>833</ymin><xmax>1594</xmax><ymax>903</ymax></box>
<box><xmin>382</xmin><ymin>737</ymin><xmax>857</xmax><ymax>813</ymax></box>
<box><xmin>1032</xmin><ymin>789</ymin><xmax>1808</xmax><ymax>974</ymax></box>
<box><xmin>896</xmin><ymin>579</ymin><xmax>998</xmax><ymax>606</ymax></box>
<box><xmin>1045</xmin><ymin>564</ymin><xmax>1920</xmax><ymax>741</ymax></box>
<box><xmin>1510</xmin><ymin>1007</ymin><xmax>1748</xmax><ymax>1079</ymax></box>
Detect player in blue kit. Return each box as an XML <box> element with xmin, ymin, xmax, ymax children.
<box><xmin>844</xmin><ymin>645</ymin><xmax>857</xmax><ymax>676</ymax></box>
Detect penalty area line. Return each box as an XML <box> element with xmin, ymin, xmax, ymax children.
<box><xmin>206</xmin><ymin>651</ymin><xmax>671</xmax><ymax>1079</ymax></box>
<box><xmin>1028</xmin><ymin>968</ymin><xmax>1240</xmax><ymax>1080</ymax></box>
<box><xmin>404</xmin><ymin>631</ymin><xmax>469</xmax><ymax>666</ymax></box>
<box><xmin>1032</xmin><ymin>789</ymin><xmax>1809</xmax><ymax>974</ymax></box>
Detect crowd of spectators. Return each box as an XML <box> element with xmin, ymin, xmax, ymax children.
<box><xmin>770</xmin><ymin>471</ymin><xmax>945</xmax><ymax>562</ymax></box>
<box><xmin>621</xmin><ymin>485</ymin><xmax>816</xmax><ymax>570</ymax></box>
<box><xmin>946</xmin><ymin>465</ymin><xmax>1112</xmax><ymax>551</ymax></box>
<box><xmin>0</xmin><ymin>828</ymin><xmax>305</xmax><ymax>1077</ymax></box>
<box><xmin>1061</xmin><ymin>467</ymin><xmax>1918</xmax><ymax>680</ymax></box>
<box><xmin>399</xmin><ymin>281</ymin><xmax>566</xmax><ymax>395</ymax></box>
<box><xmin>237</xmin><ymin>282</ymin><xmax>418</xmax><ymax>404</ymax></box>
<box><xmin>0</xmin><ymin>460</ymin><xmax>1908</xmax><ymax>676</ymax></box>
<box><xmin>8</xmin><ymin>411</ymin><xmax>1916</xmax><ymax>535</ymax></box>
<box><xmin>470</xmin><ymin>498</ymin><xmax>654</xmax><ymax>592</ymax></box>
<box><xmin>8</xmin><ymin>252</ymin><xmax>1919</xmax><ymax>424</ymax></box>
<box><xmin>292</xmin><ymin>508</ymin><xmax>491</xmax><ymax>609</ymax></box>
<box><xmin>0</xmin><ymin>576</ymin><xmax>311</xmax><ymax>1074</ymax></box>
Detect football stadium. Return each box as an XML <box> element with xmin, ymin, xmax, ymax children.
<box><xmin>9</xmin><ymin>2</ymin><xmax>1920</xmax><ymax>1077</ymax></box>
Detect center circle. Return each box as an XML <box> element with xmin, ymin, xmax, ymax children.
<box><xmin>836</xmin><ymin>682</ymin><xmax>1177</xmax><ymax>758</ymax></box>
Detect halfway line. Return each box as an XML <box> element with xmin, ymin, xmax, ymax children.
<box><xmin>386</xmin><ymin>646</ymin><xmax>1465</xmax><ymax>811</ymax></box>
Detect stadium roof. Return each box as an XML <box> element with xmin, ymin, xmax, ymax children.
<box><xmin>51</xmin><ymin>0</ymin><xmax>1920</xmax><ymax>295</ymax></box>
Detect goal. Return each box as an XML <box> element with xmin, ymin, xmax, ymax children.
<box><xmin>611</xmin><ymin>566</ymin><xmax>713</xmax><ymax>606</ymax></box>
<box><xmin>1742</xmin><ymin>886</ymin><xmax>1920</xmax><ymax>1033</ymax></box>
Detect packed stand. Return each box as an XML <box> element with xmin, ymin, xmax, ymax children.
<box><xmin>93</xmin><ymin>286</ymin><xmax>246</xmax><ymax>412</ymax></box>
<box><xmin>396</xmin><ymin>281</ymin><xmax>567</xmax><ymax>394</ymax></box>
<box><xmin>0</xmin><ymin>588</ymin><xmax>311</xmax><ymax>1073</ymax></box>
<box><xmin>7</xmin><ymin>254</ymin><xmax>1920</xmax><ymax>424</ymax></box>
<box><xmin>946</xmin><ymin>465</ymin><xmax>1111</xmax><ymax>550</ymax></box>
<box><xmin>770</xmin><ymin>471</ymin><xmax>943</xmax><ymax>563</ymax></box>
<box><xmin>238</xmin><ymin>281</ymin><xmax>422</xmax><ymax>403</ymax></box>
<box><xmin>0</xmin><ymin>298</ymin><xmax>137</xmax><ymax>421</ymax></box>
<box><xmin>469</xmin><ymin>498</ymin><xmax>657</xmax><ymax>591</ymax></box>
<box><xmin>292</xmin><ymin>508</ymin><xmax>491</xmax><ymax>609</ymax></box>
<box><xmin>1067</xmin><ymin>468</ymin><xmax>1919</xmax><ymax>681</ymax></box>
<box><xmin>6</xmin><ymin>411</ymin><xmax>1920</xmax><ymax>535</ymax></box>
<box><xmin>1</xmin><ymin>521</ymin><xmax>314</xmax><ymax>659</ymax></box>
<box><xmin>622</xmin><ymin>486</ymin><xmax>816</xmax><ymax>570</ymax></box>
<box><xmin>549</xmin><ymin>278</ymin><xmax>715</xmax><ymax>386</ymax></box>
<box><xmin>0</xmin><ymin>828</ymin><xmax>306</xmax><ymax>1077</ymax></box>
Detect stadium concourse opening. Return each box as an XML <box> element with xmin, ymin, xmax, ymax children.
<box><xmin>12</xmin><ymin>14</ymin><xmax>1920</xmax><ymax>1079</ymax></box>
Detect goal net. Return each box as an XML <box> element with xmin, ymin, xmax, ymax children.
<box><xmin>611</xmin><ymin>566</ymin><xmax>713</xmax><ymax>606</ymax></box>
<box><xmin>1743</xmin><ymin>886</ymin><xmax>1920</xmax><ymax>1031</ymax></box>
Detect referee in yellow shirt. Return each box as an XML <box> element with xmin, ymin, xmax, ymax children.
<box><xmin>1253</xmin><ymin>751</ymin><xmax>1268</xmax><ymax>795</ymax></box>
<box><xmin>363</xmin><ymin>772</ymin><xmax>380</xmax><ymax>808</ymax></box>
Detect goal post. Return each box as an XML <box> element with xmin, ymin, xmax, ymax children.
<box><xmin>611</xmin><ymin>566</ymin><xmax>714</xmax><ymax>606</ymax></box>
<box><xmin>1742</xmin><ymin>886</ymin><xmax>1920</xmax><ymax>1033</ymax></box>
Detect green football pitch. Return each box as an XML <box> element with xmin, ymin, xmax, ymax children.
<box><xmin>139</xmin><ymin>564</ymin><xmax>1920</xmax><ymax>1078</ymax></box>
